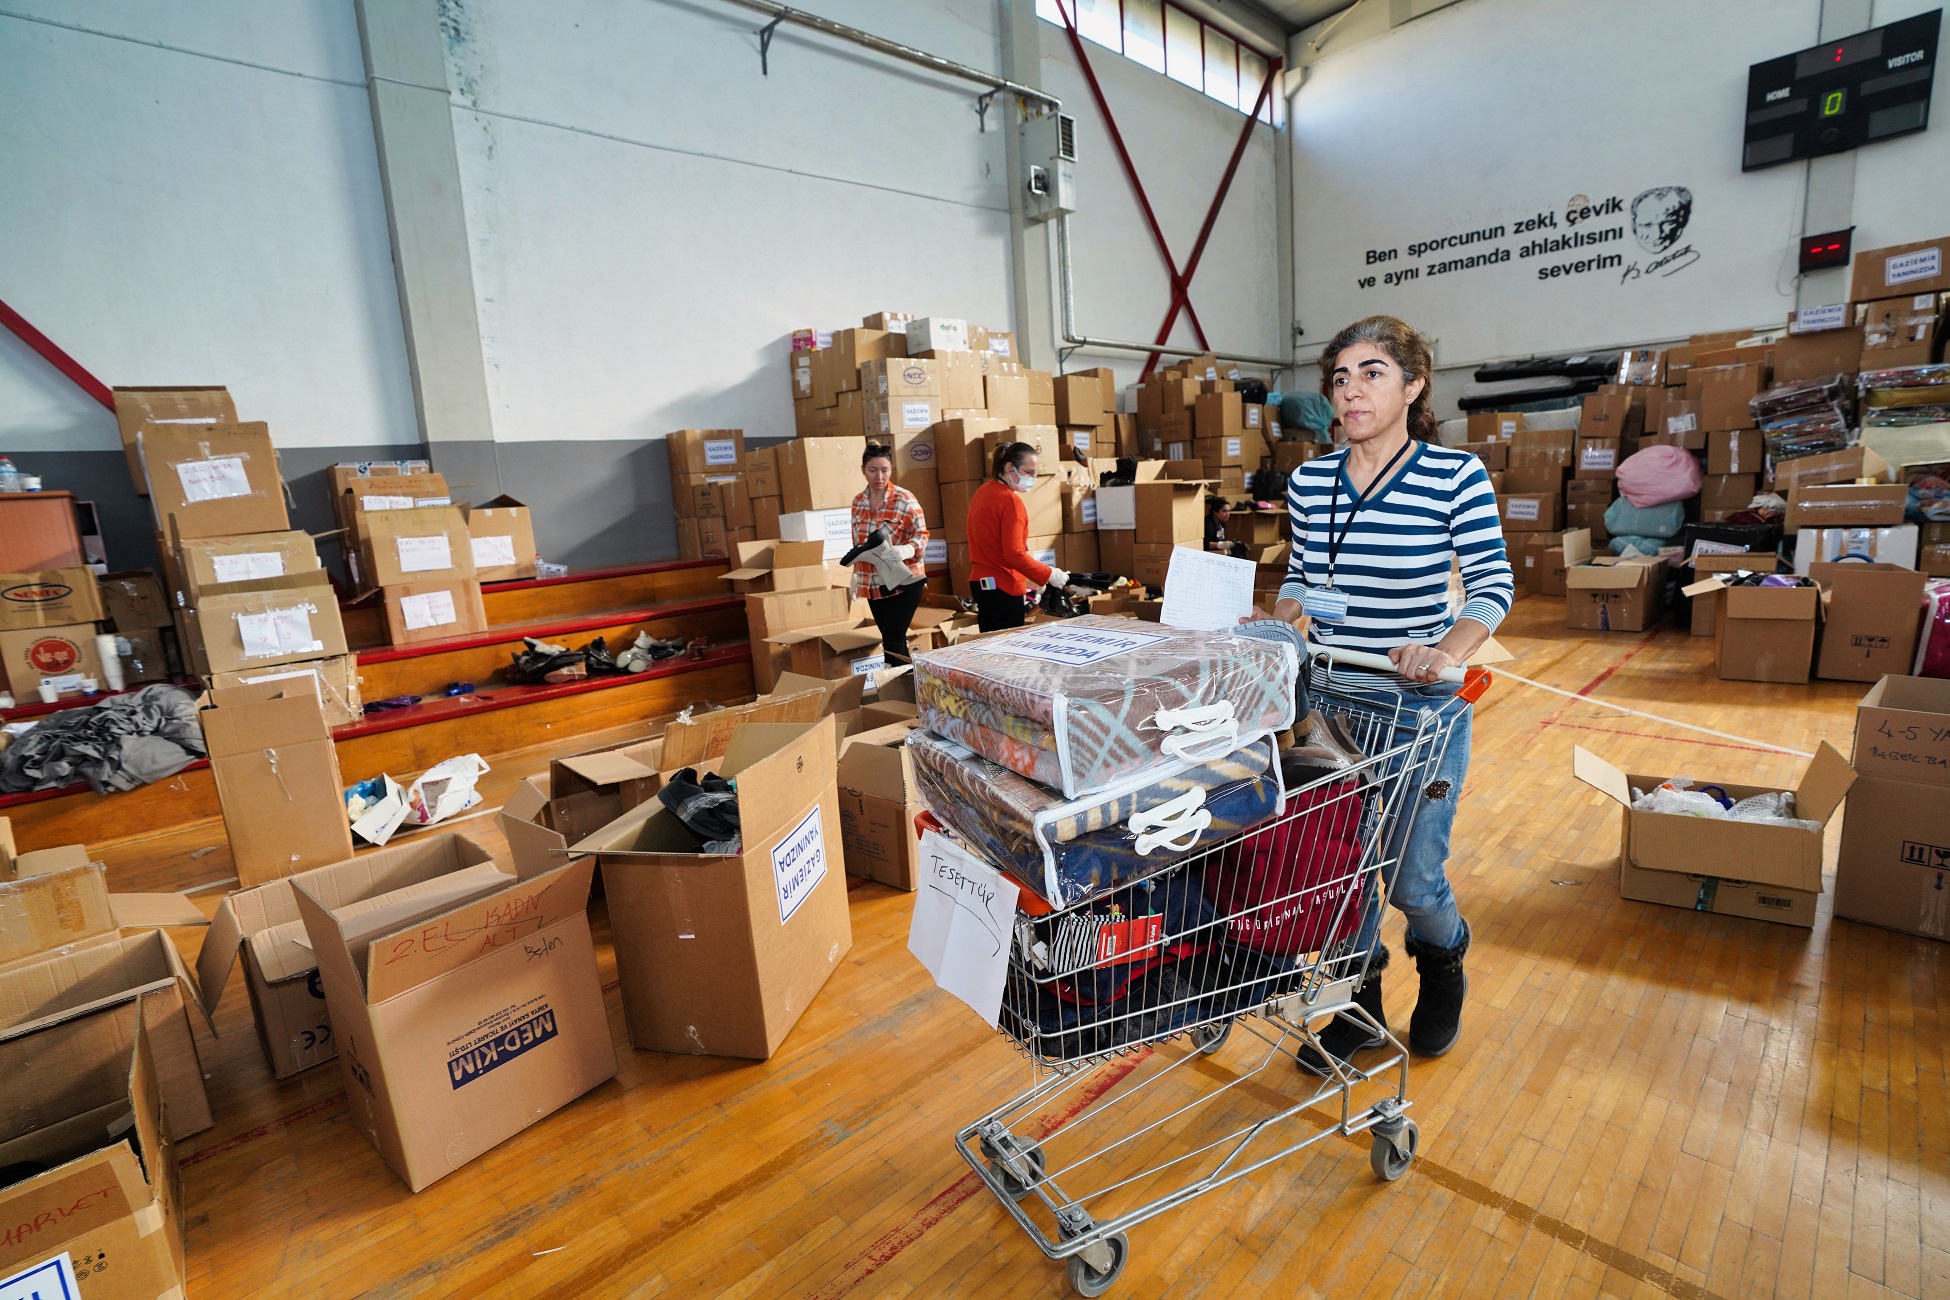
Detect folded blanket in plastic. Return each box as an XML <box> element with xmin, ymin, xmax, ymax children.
<box><xmin>911</xmin><ymin>616</ymin><xmax>1297</xmax><ymax>799</ymax></box>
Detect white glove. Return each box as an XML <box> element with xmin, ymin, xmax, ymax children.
<box><xmin>1045</xmin><ymin>566</ymin><xmax>1071</xmax><ymax>589</ymax></box>
<box><xmin>893</xmin><ymin>543</ymin><xmax>917</xmax><ymax>560</ymax></box>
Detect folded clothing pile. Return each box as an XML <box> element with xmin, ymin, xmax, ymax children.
<box><xmin>911</xmin><ymin>616</ymin><xmax>1298</xmax><ymax>800</ymax></box>
<box><xmin>0</xmin><ymin>685</ymin><xmax>205</xmax><ymax>794</ymax></box>
<box><xmin>911</xmin><ymin>731</ymin><xmax>1282</xmax><ymax>908</ymax></box>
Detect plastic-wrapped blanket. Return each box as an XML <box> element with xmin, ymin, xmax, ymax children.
<box><xmin>911</xmin><ymin>731</ymin><xmax>1283</xmax><ymax>907</ymax></box>
<box><xmin>911</xmin><ymin>617</ymin><xmax>1297</xmax><ymax>799</ymax></box>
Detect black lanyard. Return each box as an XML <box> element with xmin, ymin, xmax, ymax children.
<box><xmin>1323</xmin><ymin>439</ymin><xmax>1412</xmax><ymax>586</ymax></box>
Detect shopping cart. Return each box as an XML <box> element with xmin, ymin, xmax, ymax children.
<box><xmin>949</xmin><ymin>641</ymin><xmax>1489</xmax><ymax>1295</ymax></box>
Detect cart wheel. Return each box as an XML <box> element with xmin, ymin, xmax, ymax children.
<box><xmin>1190</xmin><ymin>1021</ymin><xmax>1231</xmax><ymax>1055</ymax></box>
<box><xmin>1066</xmin><ymin>1233</ymin><xmax>1129</xmax><ymax>1296</ymax></box>
<box><xmin>1370</xmin><ymin>1119</ymin><xmax>1419</xmax><ymax>1181</ymax></box>
<box><xmin>991</xmin><ymin>1144</ymin><xmax>1046</xmax><ymax>1202</ymax></box>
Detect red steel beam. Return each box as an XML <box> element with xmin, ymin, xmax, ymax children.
<box><xmin>0</xmin><ymin>296</ymin><xmax>115</xmax><ymax>411</ymax></box>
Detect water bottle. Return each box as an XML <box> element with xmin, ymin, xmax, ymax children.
<box><xmin>0</xmin><ymin>459</ymin><xmax>18</xmax><ymax>493</ymax></box>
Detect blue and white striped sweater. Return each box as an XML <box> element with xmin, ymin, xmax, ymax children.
<box><xmin>1277</xmin><ymin>442</ymin><xmax>1514</xmax><ymax>653</ymax></box>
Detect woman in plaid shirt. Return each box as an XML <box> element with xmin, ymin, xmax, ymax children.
<box><xmin>851</xmin><ymin>442</ymin><xmax>930</xmax><ymax>664</ymax></box>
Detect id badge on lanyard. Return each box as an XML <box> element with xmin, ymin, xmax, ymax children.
<box><xmin>1302</xmin><ymin>586</ymin><xmax>1349</xmax><ymax>623</ymax></box>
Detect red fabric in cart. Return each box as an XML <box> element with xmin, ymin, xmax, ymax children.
<box><xmin>1202</xmin><ymin>779</ymin><xmax>1366</xmax><ymax>957</ymax></box>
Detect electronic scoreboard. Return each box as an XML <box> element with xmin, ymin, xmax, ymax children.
<box><xmin>1743</xmin><ymin>9</ymin><xmax>1940</xmax><ymax>170</ymax></box>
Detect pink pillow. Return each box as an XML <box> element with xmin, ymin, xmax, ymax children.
<box><xmin>1615</xmin><ymin>445</ymin><xmax>1702</xmax><ymax>508</ymax></box>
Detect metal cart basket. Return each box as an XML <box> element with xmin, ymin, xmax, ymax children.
<box><xmin>951</xmin><ymin>643</ymin><xmax>1486</xmax><ymax>1295</ymax></box>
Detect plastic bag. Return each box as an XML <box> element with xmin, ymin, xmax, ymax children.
<box><xmin>1631</xmin><ymin>778</ymin><xmax>1819</xmax><ymax>829</ymax></box>
<box><xmin>1616</xmin><ymin>445</ymin><xmax>1702</xmax><ymax>508</ymax></box>
<box><xmin>1610</xmin><ymin>535</ymin><xmax>1667</xmax><ymax>558</ymax></box>
<box><xmin>1605</xmin><ymin>496</ymin><xmax>1686</xmax><ymax>539</ymax></box>
<box><xmin>1631</xmin><ymin>777</ymin><xmax>1728</xmax><ymax>818</ymax></box>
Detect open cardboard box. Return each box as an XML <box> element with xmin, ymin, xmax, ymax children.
<box><xmin>0</xmin><ymin>858</ymin><xmax>206</xmax><ymax>972</ymax></box>
<box><xmin>1573</xmin><ymin>741</ymin><xmax>1854</xmax><ymax>912</ymax></box>
<box><xmin>1811</xmin><ymin>562</ymin><xmax>1929</xmax><ymax>683</ymax></box>
<box><xmin>721</xmin><ymin>539</ymin><xmax>830</xmax><ymax>596</ymax></box>
<box><xmin>1682</xmin><ymin>573</ymin><xmax>1821</xmax><ymax>684</ymax></box>
<box><xmin>570</xmin><ymin>718</ymin><xmax>850</xmax><ymax>1060</ymax></box>
<box><xmin>0</xmin><ymin>1000</ymin><xmax>188</xmax><ymax>1297</ymax></box>
<box><xmin>1563</xmin><ymin>531</ymin><xmax>1666</xmax><ymax>632</ymax></box>
<box><xmin>837</xmin><ymin>721</ymin><xmax>923</xmax><ymax>891</ymax></box>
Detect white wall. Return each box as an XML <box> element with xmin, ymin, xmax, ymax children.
<box><xmin>0</xmin><ymin>1</ymin><xmax>417</xmax><ymax>451</ymax></box>
<box><xmin>1288</xmin><ymin>0</ymin><xmax>1950</xmax><ymax>376</ymax></box>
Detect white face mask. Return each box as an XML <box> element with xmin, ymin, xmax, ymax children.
<box><xmin>1006</xmin><ymin>467</ymin><xmax>1035</xmax><ymax>494</ymax></box>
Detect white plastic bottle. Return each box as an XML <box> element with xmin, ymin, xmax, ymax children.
<box><xmin>0</xmin><ymin>458</ymin><xmax>18</xmax><ymax>493</ymax></box>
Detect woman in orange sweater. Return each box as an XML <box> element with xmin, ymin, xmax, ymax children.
<box><xmin>966</xmin><ymin>442</ymin><xmax>1069</xmax><ymax>631</ymax></box>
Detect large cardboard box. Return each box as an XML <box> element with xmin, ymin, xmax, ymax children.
<box><xmin>866</xmin><ymin>394</ymin><xmax>944</xmax><ymax>441</ymax></box>
<box><xmin>0</xmin><ymin>861</ymin><xmax>205</xmax><ymax>971</ymax></box>
<box><xmin>294</xmin><ymin>846</ymin><xmax>614</xmax><ymax>1192</ymax></box>
<box><xmin>467</xmin><ymin>495</ymin><xmax>539</xmax><ymax>582</ymax></box>
<box><xmin>0</xmin><ymin>622</ymin><xmax>106</xmax><ymax>698</ymax></box>
<box><xmin>1697</xmin><ymin>367</ymin><xmax>1766</xmax><ymax>433</ymax></box>
<box><xmin>1700</xmin><ymin>473</ymin><xmax>1758</xmax><ymax>522</ymax></box>
<box><xmin>355</xmin><ymin>505</ymin><xmax>477</xmax><ymax>590</ymax></box>
<box><xmin>1504</xmin><ymin>465</ymin><xmax>1568</xmax><ymax>496</ymax></box>
<box><xmin>837</xmin><ymin>722</ymin><xmax>922</xmax><ymax>891</ymax></box>
<box><xmin>330</xmin><ymin>468</ymin><xmax>449</xmax><ymax>537</ymax></box>
<box><xmin>380</xmin><ymin>577</ymin><xmax>489</xmax><ymax>647</ymax></box>
<box><xmin>779</xmin><ymin>437</ymin><xmax>866</xmax><ymax>513</ymax></box>
<box><xmin>771</xmin><ymin>621</ymin><xmax>887</xmax><ymax>681</ymax></box>
<box><xmin>1573</xmin><ymin>742</ymin><xmax>1852</xmax><ymax>898</ymax></box>
<box><xmin>141</xmin><ymin>422</ymin><xmax>290</xmax><ymax>539</ymax></box>
<box><xmin>1772</xmin><ymin>323</ymin><xmax>1864</xmax><ymax>382</ymax></box>
<box><xmin>1811</xmin><ymin>564</ymin><xmax>1927</xmax><ymax>683</ymax></box>
<box><xmin>1785</xmin><ymin>483</ymin><xmax>1907</xmax><ymax>532</ymax></box>
<box><xmin>746</xmin><ymin>585</ymin><xmax>852</xmax><ymax>692</ymax></box>
<box><xmin>1706</xmin><ymin>429</ymin><xmax>1762</xmax><ymax>477</ymax></box>
<box><xmin>182</xmin><ymin>571</ymin><xmax>349</xmax><ymax>676</ymax></box>
<box><xmin>1615</xmin><ymin>860</ymin><xmax>1817</xmax><ymax>928</ymax></box>
<box><xmin>1467</xmin><ymin>411</ymin><xmax>1524</xmax><ymax>441</ymax></box>
<box><xmin>1717</xmin><ymin>584</ymin><xmax>1819</xmax><ymax>683</ymax></box>
<box><xmin>1835</xmin><ymin>776</ymin><xmax>1949</xmax><ymax>941</ymax></box>
<box><xmin>98</xmin><ymin>569</ymin><xmax>170</xmax><ymax>632</ymax></box>
<box><xmin>931</xmin><ymin>417</ymin><xmax>1011</xmax><ymax>483</ymax></box>
<box><xmin>1134</xmin><ymin>480</ymin><xmax>1205</xmax><ymax>544</ymax></box>
<box><xmin>0</xmin><ymin>1001</ymin><xmax>189</xmax><ymax>1296</ymax></box>
<box><xmin>1851</xmin><ymin>675</ymin><xmax>1950</xmax><ymax>786</ymax></box>
<box><xmin>1769</xmin><ymin>446</ymin><xmax>1890</xmax><ymax>494</ymax></box>
<box><xmin>722</xmin><ymin>539</ymin><xmax>830</xmax><ymax>596</ymax></box>
<box><xmin>1565</xmin><ymin>538</ymin><xmax>1666</xmax><ymax>632</ymax></box>
<box><xmin>1573</xmin><ymin>437</ymin><xmax>1620</xmax><ymax>480</ymax></box>
<box><xmin>0</xmin><ymin>567</ymin><xmax>107</xmax><ymax>631</ymax></box>
<box><xmin>667</xmin><ymin>428</ymin><xmax>745</xmax><ymax>477</ymax></box>
<box><xmin>208</xmin><ymin>654</ymin><xmax>363</xmax><ymax>729</ymax></box>
<box><xmin>1499</xmin><ymin>493</ymin><xmax>1563</xmax><ymax>533</ymax></box>
<box><xmin>0</xmin><ymin>928</ymin><xmax>213</xmax><ymax>1140</ymax></box>
<box><xmin>573</xmin><ymin>719</ymin><xmax>852</xmax><ymax>1059</ymax></box>
<box><xmin>114</xmin><ymin>383</ymin><xmax>235</xmax><ymax>494</ymax></box>
<box><xmin>202</xmin><ymin>676</ymin><xmax>355</xmax><ymax>887</ymax></box>
<box><xmin>174</xmin><ymin>529</ymin><xmax>322</xmax><ymax>603</ymax></box>
<box><xmin>1850</xmin><ymin>235</ymin><xmax>1950</xmax><ymax>303</ymax></box>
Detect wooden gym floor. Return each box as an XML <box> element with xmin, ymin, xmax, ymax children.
<box><xmin>102</xmin><ymin>593</ymin><xmax>1946</xmax><ymax>1299</ymax></box>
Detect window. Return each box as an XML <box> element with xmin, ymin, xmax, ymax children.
<box><xmin>1042</xmin><ymin>0</ymin><xmax>1279</xmax><ymax>123</ymax></box>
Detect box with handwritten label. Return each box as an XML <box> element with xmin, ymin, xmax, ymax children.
<box><xmin>289</xmin><ymin>834</ymin><xmax>615</xmax><ymax>1191</ymax></box>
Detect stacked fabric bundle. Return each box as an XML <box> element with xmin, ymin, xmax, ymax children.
<box><xmin>1860</xmin><ymin>363</ymin><xmax>1950</xmax><ymax>428</ymax></box>
<box><xmin>1750</xmin><ymin>374</ymin><xmax>1858</xmax><ymax>480</ymax></box>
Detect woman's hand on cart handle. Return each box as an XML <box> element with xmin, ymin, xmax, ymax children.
<box><xmin>1304</xmin><ymin>641</ymin><xmax>1468</xmax><ymax>683</ymax></box>
<box><xmin>1388</xmin><ymin>643</ymin><xmax>1463</xmax><ymax>684</ymax></box>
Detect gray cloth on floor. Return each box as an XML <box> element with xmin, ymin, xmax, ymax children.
<box><xmin>0</xmin><ymin>685</ymin><xmax>207</xmax><ymax>795</ymax></box>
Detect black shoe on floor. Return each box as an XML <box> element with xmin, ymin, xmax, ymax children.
<box><xmin>1403</xmin><ymin>920</ymin><xmax>1470</xmax><ymax>1057</ymax></box>
<box><xmin>1296</xmin><ymin>947</ymin><xmax>1390</xmax><ymax>1077</ymax></box>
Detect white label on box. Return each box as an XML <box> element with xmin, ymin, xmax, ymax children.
<box><xmin>794</xmin><ymin>370</ymin><xmax>812</xmax><ymax>395</ymax></box>
<box><xmin>1071</xmin><ymin>430</ymin><xmax>1091</xmax><ymax>451</ymax></box>
<box><xmin>396</xmin><ymin>534</ymin><xmax>453</xmax><ymax>573</ymax></box>
<box><xmin>1505</xmin><ymin>498</ymin><xmax>1541</xmax><ymax>522</ymax></box>
<box><xmin>990</xmin><ymin>337</ymin><xmax>1012</xmax><ymax>357</ymax></box>
<box><xmin>850</xmin><ymin>653</ymin><xmax>885</xmax><ymax>677</ymax></box>
<box><xmin>361</xmin><ymin>494</ymin><xmax>415</xmax><ymax>511</ymax></box>
<box><xmin>704</xmin><ymin>438</ymin><xmax>738</xmax><ymax>466</ymax></box>
<box><xmin>1245</xmin><ymin>406</ymin><xmax>1261</xmax><ymax>428</ymax></box>
<box><xmin>210</xmin><ymin>550</ymin><xmax>286</xmax><ymax>583</ymax></box>
<box><xmin>1032</xmin><ymin>548</ymin><xmax>1057</xmax><ymax>568</ymax></box>
<box><xmin>175</xmin><ymin>455</ymin><xmax>252</xmax><ymax>503</ymax></box>
<box><xmin>1667</xmin><ymin>412</ymin><xmax>1698</xmax><ymax>435</ymax></box>
<box><xmin>1791</xmin><ymin>303</ymin><xmax>1848</xmax><ymax>332</ymax></box>
<box><xmin>876</xmin><ymin>412</ymin><xmax>892</xmax><ymax>434</ymax></box>
<box><xmin>977</xmin><ymin>625</ymin><xmax>1170</xmax><ymax>667</ymax></box>
<box><xmin>414</xmin><ymin>496</ymin><xmax>453</xmax><ymax>508</ymax></box>
<box><xmin>924</xmin><ymin>538</ymin><xmax>947</xmax><ymax>565</ymax></box>
<box><xmin>1225</xmin><ymin>437</ymin><xmax>1242</xmax><ymax>457</ymax></box>
<box><xmin>42</xmin><ymin>672</ymin><xmax>85</xmax><ymax>693</ymax></box>
<box><xmin>1689</xmin><ymin>539</ymin><xmax>1751</xmax><ymax>562</ymax></box>
<box><xmin>1081</xmin><ymin>497</ymin><xmax>1098</xmax><ymax>525</ymax></box>
<box><xmin>399</xmin><ymin>589</ymin><xmax>458</xmax><ymax>631</ymax></box>
<box><xmin>1204</xmin><ymin>367</ymin><xmax>1218</xmax><ymax>380</ymax></box>
<box><xmin>1167</xmin><ymin>442</ymin><xmax>1188</xmax><ymax>460</ymax></box>
<box><xmin>1580</xmin><ymin>447</ymin><xmax>1616</xmax><ymax>470</ymax></box>
<box><xmin>1915</xmin><ymin>294</ymin><xmax>1937</xmax><ymax>310</ymax></box>
<box><xmin>1886</xmin><ymin>246</ymin><xmax>1941</xmax><ymax>286</ymax></box>
<box><xmin>1499</xmin><ymin>418</ymin><xmax>1519</xmax><ymax>435</ymax></box>
<box><xmin>472</xmin><ymin>534</ymin><xmax>518</xmax><ymax>569</ymax></box>
<box><xmin>772</xmin><ymin>805</ymin><xmax>827</xmax><ymax>923</ymax></box>
<box><xmin>901</xmin><ymin>401</ymin><xmax>932</xmax><ymax>429</ymax></box>
<box><xmin>235</xmin><ymin>604</ymin><xmax>321</xmax><ymax>659</ymax></box>
<box><xmin>2</xmin><ymin>1253</ymin><xmax>78</xmax><ymax>1300</ymax></box>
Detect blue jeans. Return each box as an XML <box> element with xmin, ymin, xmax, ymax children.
<box><xmin>1314</xmin><ymin>671</ymin><xmax>1472</xmax><ymax>953</ymax></box>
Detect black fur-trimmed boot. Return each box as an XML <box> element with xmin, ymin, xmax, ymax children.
<box><xmin>1403</xmin><ymin>920</ymin><xmax>1470</xmax><ymax>1057</ymax></box>
<box><xmin>1295</xmin><ymin>946</ymin><xmax>1389</xmax><ymax>1076</ymax></box>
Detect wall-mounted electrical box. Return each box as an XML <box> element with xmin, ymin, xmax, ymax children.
<box><xmin>1022</xmin><ymin>112</ymin><xmax>1077</xmax><ymax>223</ymax></box>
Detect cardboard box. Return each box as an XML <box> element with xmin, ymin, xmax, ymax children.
<box><xmin>1793</xmin><ymin>525</ymin><xmax>1918</xmax><ymax>573</ymax></box>
<box><xmin>208</xmin><ymin>654</ymin><xmax>363</xmax><ymax>729</ymax></box>
<box><xmin>114</xmin><ymin>383</ymin><xmax>236</xmax><ymax>494</ymax></box>
<box><xmin>1834</xmin><ymin>775</ymin><xmax>1950</xmax><ymax>941</ymax></box>
<box><xmin>1785</xmin><ymin>483</ymin><xmax>1908</xmax><ymax>531</ymax></box>
<box><xmin>1703</xmin><ymin>429</ymin><xmax>1757</xmax><ymax>477</ymax></box>
<box><xmin>1851</xmin><ymin>675</ymin><xmax>1950</xmax><ymax>787</ymax></box>
<box><xmin>1850</xmin><ymin>235</ymin><xmax>1950</xmax><ymax>303</ymax></box>
<box><xmin>866</xmin><ymin>395</ymin><xmax>944</xmax><ymax>440</ymax></box>
<box><xmin>931</xmin><ymin>417</ymin><xmax>1011</xmax><ymax>483</ymax></box>
<box><xmin>1193</xmin><ymin>434</ymin><xmax>1250</xmax><ymax>468</ymax></box>
<box><xmin>356</xmin><ymin>506</ymin><xmax>476</xmax><ymax>590</ymax></box>
<box><xmin>1698</xmin><ymin>367</ymin><xmax>1766</xmax><ymax>432</ymax></box>
<box><xmin>1812</xmin><ymin>564</ymin><xmax>1927</xmax><ymax>683</ymax></box>
<box><xmin>1573</xmin><ymin>438</ymin><xmax>1620</xmax><ymax>480</ymax></box>
<box><xmin>1467</xmin><ymin>411</ymin><xmax>1524</xmax><ymax>441</ymax></box>
<box><xmin>1134</xmin><ymin>480</ymin><xmax>1206</xmax><ymax>544</ymax></box>
<box><xmin>0</xmin><ymin>622</ymin><xmax>106</xmax><ymax>697</ymax></box>
<box><xmin>1458</xmin><ymin>441</ymin><xmax>1509</xmax><ymax>472</ymax></box>
<box><xmin>141</xmin><ymin>421</ymin><xmax>290</xmax><ymax>539</ymax></box>
<box><xmin>174</xmin><ymin>530</ymin><xmax>321</xmax><ymax>603</ymax></box>
<box><xmin>0</xmin><ymin>928</ymin><xmax>213</xmax><ymax>1140</ymax></box>
<box><xmin>331</xmin><ymin>469</ymin><xmax>452</xmax><ymax>537</ymax></box>
<box><xmin>1565</xmin><ymin>536</ymin><xmax>1666</xmax><ymax>632</ymax></box>
<box><xmin>0</xmin><ymin>862</ymin><xmax>204</xmax><ymax>971</ymax></box>
<box><xmin>1769</xmin><ymin>446</ymin><xmax>1890</xmax><ymax>493</ymax></box>
<box><xmin>1509</xmin><ymin>428</ymin><xmax>1577</xmax><ymax>468</ymax></box>
<box><xmin>771</xmin><ymin>622</ymin><xmax>888</xmax><ymax>681</ymax></box>
<box><xmin>293</xmin><ymin>845</ymin><xmax>614</xmax><ymax>1191</ymax></box>
<box><xmin>1055</xmin><ymin>374</ymin><xmax>1105</xmax><ymax>427</ymax></box>
<box><xmin>1716</xmin><ymin>583</ymin><xmax>1819</xmax><ymax>683</ymax></box>
<box><xmin>778</xmin><ymin>437</ymin><xmax>865</xmax><ymax>514</ymax></box>
<box><xmin>667</xmin><ymin>428</ymin><xmax>745</xmax><ymax>477</ymax></box>
<box><xmin>1504</xmin><ymin>465</ymin><xmax>1568</xmax><ymax>496</ymax></box>
<box><xmin>906</xmin><ymin>317</ymin><xmax>968</xmax><ymax>355</ymax></box>
<box><xmin>467</xmin><ymin>496</ymin><xmax>538</xmax><ymax>582</ymax></box>
<box><xmin>722</xmin><ymin>539</ymin><xmax>830</xmax><ymax>596</ymax></box>
<box><xmin>745</xmin><ymin>445</ymin><xmax>781</xmax><ymax>497</ymax></box>
<box><xmin>1615</xmin><ymin>860</ymin><xmax>1817</xmax><ymax>928</ymax></box>
<box><xmin>1772</xmin><ymin>323</ymin><xmax>1864</xmax><ymax>381</ymax></box>
<box><xmin>983</xmin><ymin>424</ymin><xmax>1058</xmax><ymax>467</ymax></box>
<box><xmin>984</xmin><ymin>371</ymin><xmax>1030</xmax><ymax>424</ymax></box>
<box><xmin>1499</xmin><ymin>493</ymin><xmax>1563</xmax><ymax>533</ymax></box>
<box><xmin>0</xmin><ymin>1000</ymin><xmax>190</xmax><ymax>1295</ymax></box>
<box><xmin>1859</xmin><ymin>292</ymin><xmax>1943</xmax><ymax>355</ymax></box>
<box><xmin>861</xmin><ymin>357</ymin><xmax>938</xmax><ymax>401</ymax></box>
<box><xmin>1098</xmin><ymin>527</ymin><xmax>1135</xmax><ymax>578</ymax></box>
<box><xmin>98</xmin><ymin>569</ymin><xmax>170</xmax><ymax>632</ymax></box>
<box><xmin>1057</xmin><ymin>531</ymin><xmax>1100</xmax><ymax>573</ymax></box>
<box><xmin>380</xmin><ymin>577</ymin><xmax>488</xmax><ymax>647</ymax></box>
<box><xmin>1565</xmin><ymin>477</ymin><xmax>1614</xmax><ymax>505</ymax></box>
<box><xmin>572</xmin><ymin>718</ymin><xmax>852</xmax><ymax>1059</ymax></box>
<box><xmin>815</xmin><ymin>390</ymin><xmax>868</xmax><ymax>438</ymax></box>
<box><xmin>837</xmin><ymin>722</ymin><xmax>922</xmax><ymax>890</ymax></box>
<box><xmin>778</xmin><ymin>507</ymin><xmax>854</xmax><ymax>561</ymax></box>
<box><xmin>0</xmin><ymin>566</ymin><xmax>106</xmax><ymax>631</ymax></box>
<box><xmin>1573</xmin><ymin>741</ymin><xmax>1852</xmax><ymax>897</ymax></box>
<box><xmin>202</xmin><ymin>675</ymin><xmax>355</xmax><ymax>887</ymax></box>
<box><xmin>1700</xmin><ymin>473</ymin><xmax>1759</xmax><ymax>523</ymax></box>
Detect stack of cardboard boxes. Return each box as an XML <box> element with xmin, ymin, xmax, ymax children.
<box><xmin>1849</xmin><ymin>234</ymin><xmax>1950</xmax><ymax>369</ymax></box>
<box><xmin>1133</xmin><ymin>354</ymin><xmax>1274</xmax><ymax>499</ymax></box>
<box><xmin>722</xmin><ymin>539</ymin><xmax>854</xmax><ymax>691</ymax></box>
<box><xmin>0</xmin><ymin>566</ymin><xmax>112</xmax><ymax>702</ymax></box>
<box><xmin>669</xmin><ymin>428</ymin><xmax>751</xmax><ymax>561</ymax></box>
<box><xmin>1055</xmin><ymin>368</ymin><xmax>1131</xmax><ymax>464</ymax></box>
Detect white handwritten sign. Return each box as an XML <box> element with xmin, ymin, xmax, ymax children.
<box><xmin>907</xmin><ymin>832</ymin><xmax>1018</xmax><ymax>1027</ymax></box>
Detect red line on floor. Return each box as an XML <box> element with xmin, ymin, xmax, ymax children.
<box><xmin>181</xmin><ymin>1093</ymin><xmax>346</xmax><ymax>1168</ymax></box>
<box><xmin>1572</xmin><ymin>629</ymin><xmax>1662</xmax><ymax>698</ymax></box>
<box><xmin>1542</xmin><ymin>719</ymin><xmax>1786</xmax><ymax>755</ymax></box>
<box><xmin>808</xmin><ymin>1050</ymin><xmax>1154</xmax><ymax>1299</ymax></box>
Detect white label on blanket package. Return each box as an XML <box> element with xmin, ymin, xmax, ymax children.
<box><xmin>981</xmin><ymin>626</ymin><xmax>1171</xmax><ymax>667</ymax></box>
<box><xmin>773</xmin><ymin>806</ymin><xmax>828</xmax><ymax>923</ymax></box>
<box><xmin>175</xmin><ymin>455</ymin><xmax>252</xmax><ymax>503</ymax></box>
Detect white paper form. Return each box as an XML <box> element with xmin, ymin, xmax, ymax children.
<box><xmin>471</xmin><ymin>534</ymin><xmax>518</xmax><ymax>569</ymax></box>
<box><xmin>1160</xmin><ymin>545</ymin><xmax>1256</xmax><ymax>631</ymax></box>
<box><xmin>210</xmin><ymin>550</ymin><xmax>286</xmax><ymax>583</ymax></box>
<box><xmin>399</xmin><ymin>589</ymin><xmax>458</xmax><ymax>630</ymax></box>
<box><xmin>907</xmin><ymin>832</ymin><xmax>1019</xmax><ymax>1027</ymax></box>
<box><xmin>395</xmin><ymin>534</ymin><xmax>454</xmax><ymax>573</ymax></box>
<box><xmin>175</xmin><ymin>456</ymin><xmax>252</xmax><ymax>502</ymax></box>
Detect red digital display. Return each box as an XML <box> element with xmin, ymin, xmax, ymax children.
<box><xmin>1798</xmin><ymin>227</ymin><xmax>1854</xmax><ymax>272</ymax></box>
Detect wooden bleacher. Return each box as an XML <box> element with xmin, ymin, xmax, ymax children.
<box><xmin>1</xmin><ymin>558</ymin><xmax>752</xmax><ymax>852</ymax></box>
